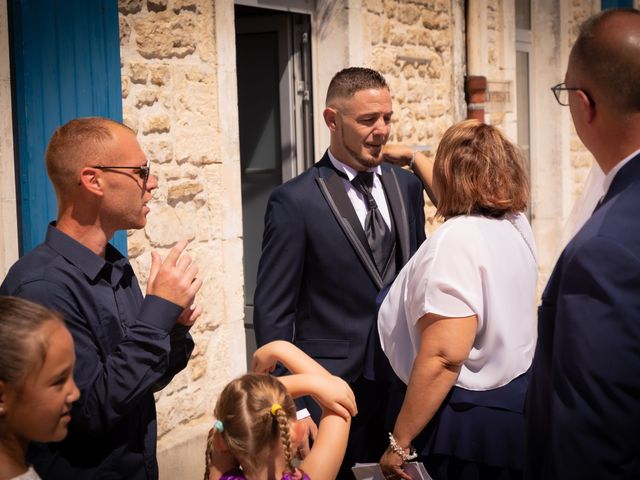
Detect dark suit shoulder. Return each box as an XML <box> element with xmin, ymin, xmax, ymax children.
<box><xmin>571</xmin><ymin>181</ymin><xmax>640</xmax><ymax>257</ymax></box>
<box><xmin>267</xmin><ymin>162</ymin><xmax>320</xmax><ymax>200</ymax></box>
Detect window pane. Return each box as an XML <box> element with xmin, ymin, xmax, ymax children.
<box><xmin>516</xmin><ymin>0</ymin><xmax>531</xmax><ymax>31</ymax></box>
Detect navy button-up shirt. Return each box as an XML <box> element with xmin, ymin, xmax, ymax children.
<box><xmin>0</xmin><ymin>224</ymin><xmax>194</xmax><ymax>479</ymax></box>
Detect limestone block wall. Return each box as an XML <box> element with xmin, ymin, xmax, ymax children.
<box><xmin>118</xmin><ymin>0</ymin><xmax>245</xmax><ymax>460</ymax></box>
<box><xmin>567</xmin><ymin>1</ymin><xmax>598</xmax><ymax>201</ymax></box>
<box><xmin>485</xmin><ymin>0</ymin><xmax>517</xmax><ymax>131</ymax></box>
<box><xmin>0</xmin><ymin>0</ymin><xmax>18</xmax><ymax>279</ymax></box>
<box><xmin>361</xmin><ymin>0</ymin><xmax>464</xmax><ymax>230</ymax></box>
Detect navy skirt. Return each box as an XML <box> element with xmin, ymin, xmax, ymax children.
<box><xmin>413</xmin><ymin>369</ymin><xmax>530</xmax><ymax>479</ymax></box>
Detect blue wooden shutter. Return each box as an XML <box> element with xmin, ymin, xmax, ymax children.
<box><xmin>9</xmin><ymin>0</ymin><xmax>126</xmax><ymax>254</ymax></box>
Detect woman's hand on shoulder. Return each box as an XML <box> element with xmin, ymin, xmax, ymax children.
<box><xmin>382</xmin><ymin>144</ymin><xmax>413</xmax><ymax>167</ymax></box>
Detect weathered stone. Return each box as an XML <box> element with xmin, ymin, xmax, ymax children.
<box><xmin>428</xmin><ymin>102</ymin><xmax>448</xmax><ymax>117</ymax></box>
<box><xmin>122</xmin><ymin>106</ymin><xmax>139</xmax><ymax>133</ymax></box>
<box><xmin>190</xmin><ymin>356</ymin><xmax>206</xmax><ymax>380</ymax></box>
<box><xmin>145</xmin><ymin>204</ymin><xmax>195</xmax><ymax>246</ymax></box>
<box><xmin>143</xmin><ymin>140</ymin><xmax>172</xmax><ymax>164</ymax></box>
<box><xmin>432</xmin><ymin>30</ymin><xmax>448</xmax><ymax>52</ymax></box>
<box><xmin>367</xmin><ymin>14</ymin><xmax>383</xmax><ymax>45</ymax></box>
<box><xmin>121</xmin><ymin>76</ymin><xmax>130</xmax><ymax>99</ymax></box>
<box><xmin>118</xmin><ymin>0</ymin><xmax>142</xmax><ymax>15</ymax></box>
<box><xmin>406</xmin><ymin>61</ymin><xmax>423</xmax><ymax>79</ymax></box>
<box><xmin>383</xmin><ymin>0</ymin><xmax>396</xmax><ymax>17</ymax></box>
<box><xmin>126</xmin><ymin>228</ymin><xmax>147</xmax><ymax>259</ymax></box>
<box><xmin>570</xmin><ymin>138</ymin><xmax>584</xmax><ymax>151</ymax></box>
<box><xmin>119</xmin><ymin>16</ymin><xmax>131</xmax><ymax>45</ymax></box>
<box><xmin>168</xmin><ymin>180</ymin><xmax>204</xmax><ymax>204</ymax></box>
<box><xmin>426</xmin><ymin>52</ymin><xmax>444</xmax><ymax>78</ymax></box>
<box><xmin>396</xmin><ymin>4</ymin><xmax>421</xmax><ymax>24</ymax></box>
<box><xmin>150</xmin><ymin>65</ymin><xmax>171</xmax><ymax>86</ymax></box>
<box><xmin>147</xmin><ymin>0</ymin><xmax>168</xmax><ymax>13</ymax></box>
<box><xmin>129</xmin><ymin>63</ymin><xmax>149</xmax><ymax>84</ymax></box>
<box><xmin>364</xmin><ymin>0</ymin><xmax>384</xmax><ymax>14</ymax></box>
<box><xmin>389</xmin><ymin>26</ymin><xmax>407</xmax><ymax>47</ymax></box>
<box><xmin>134</xmin><ymin>13</ymin><xmax>197</xmax><ymax>59</ymax></box>
<box><xmin>173</xmin><ymin>0</ymin><xmax>198</xmax><ymax>13</ymax></box>
<box><xmin>142</xmin><ymin>114</ymin><xmax>170</xmax><ymax>134</ymax></box>
<box><xmin>135</xmin><ymin>89</ymin><xmax>160</xmax><ymax>108</ymax></box>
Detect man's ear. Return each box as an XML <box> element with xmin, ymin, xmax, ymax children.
<box><xmin>79</xmin><ymin>167</ymin><xmax>104</xmax><ymax>197</ymax></box>
<box><xmin>576</xmin><ymin>89</ymin><xmax>595</xmax><ymax>123</ymax></box>
<box><xmin>323</xmin><ymin>107</ymin><xmax>338</xmax><ymax>131</ymax></box>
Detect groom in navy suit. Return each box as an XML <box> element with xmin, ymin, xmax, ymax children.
<box><xmin>526</xmin><ymin>9</ymin><xmax>640</xmax><ymax>479</ymax></box>
<box><xmin>254</xmin><ymin>67</ymin><xmax>425</xmax><ymax>478</ymax></box>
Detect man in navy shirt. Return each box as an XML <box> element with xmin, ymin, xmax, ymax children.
<box><xmin>1</xmin><ymin>117</ymin><xmax>202</xmax><ymax>479</ymax></box>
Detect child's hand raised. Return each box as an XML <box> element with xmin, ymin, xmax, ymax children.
<box><xmin>251</xmin><ymin>342</ymin><xmax>280</xmax><ymax>373</ymax></box>
<box><xmin>308</xmin><ymin>374</ymin><xmax>357</xmax><ymax>420</ymax></box>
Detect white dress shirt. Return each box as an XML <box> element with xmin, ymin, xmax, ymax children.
<box><xmin>327</xmin><ymin>150</ymin><xmax>391</xmax><ymax>229</ymax></box>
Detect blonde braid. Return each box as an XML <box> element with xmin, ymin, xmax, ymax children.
<box><xmin>203</xmin><ymin>426</ymin><xmax>216</xmax><ymax>480</ymax></box>
<box><xmin>275</xmin><ymin>408</ymin><xmax>296</xmax><ymax>474</ymax></box>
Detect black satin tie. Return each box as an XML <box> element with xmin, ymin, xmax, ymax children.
<box><xmin>352</xmin><ymin>172</ymin><xmax>394</xmax><ymax>274</ymax></box>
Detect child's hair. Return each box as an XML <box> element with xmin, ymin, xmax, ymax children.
<box><xmin>0</xmin><ymin>296</ymin><xmax>64</xmax><ymax>386</ymax></box>
<box><xmin>204</xmin><ymin>373</ymin><xmax>297</xmax><ymax>480</ymax></box>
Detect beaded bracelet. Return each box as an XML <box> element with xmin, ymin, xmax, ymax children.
<box><xmin>388</xmin><ymin>432</ymin><xmax>418</xmax><ymax>463</ymax></box>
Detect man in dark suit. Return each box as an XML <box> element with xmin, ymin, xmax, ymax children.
<box><xmin>254</xmin><ymin>67</ymin><xmax>425</xmax><ymax>478</ymax></box>
<box><xmin>525</xmin><ymin>9</ymin><xmax>640</xmax><ymax>479</ymax></box>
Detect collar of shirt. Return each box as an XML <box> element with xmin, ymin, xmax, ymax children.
<box><xmin>45</xmin><ymin>223</ymin><xmax>132</xmax><ymax>287</ymax></box>
<box><xmin>602</xmin><ymin>148</ymin><xmax>640</xmax><ymax>197</ymax></box>
<box><xmin>326</xmin><ymin>149</ymin><xmax>391</xmax><ymax>229</ymax></box>
<box><xmin>327</xmin><ymin>149</ymin><xmax>383</xmax><ymax>180</ymax></box>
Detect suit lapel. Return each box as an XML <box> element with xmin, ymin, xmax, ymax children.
<box><xmin>381</xmin><ymin>166</ymin><xmax>411</xmax><ymax>265</ymax></box>
<box><xmin>315</xmin><ymin>156</ymin><xmax>384</xmax><ymax>290</ymax></box>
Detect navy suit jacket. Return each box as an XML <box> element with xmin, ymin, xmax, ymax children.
<box><xmin>253</xmin><ymin>152</ymin><xmax>425</xmax><ymax>383</ymax></box>
<box><xmin>525</xmin><ymin>153</ymin><xmax>640</xmax><ymax>479</ymax></box>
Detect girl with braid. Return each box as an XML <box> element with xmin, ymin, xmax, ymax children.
<box><xmin>204</xmin><ymin>341</ymin><xmax>355</xmax><ymax>480</ymax></box>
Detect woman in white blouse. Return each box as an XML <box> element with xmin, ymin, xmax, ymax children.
<box><xmin>378</xmin><ymin>120</ymin><xmax>537</xmax><ymax>480</ymax></box>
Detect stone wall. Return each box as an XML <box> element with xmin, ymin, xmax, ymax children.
<box><xmin>362</xmin><ymin>0</ymin><xmax>461</xmax><ymax>230</ymax></box>
<box><xmin>118</xmin><ymin>0</ymin><xmax>245</xmax><ymax>462</ymax></box>
<box><xmin>567</xmin><ymin>1</ymin><xmax>598</xmax><ymax>201</ymax></box>
<box><xmin>0</xmin><ymin>0</ymin><xmax>18</xmax><ymax>279</ymax></box>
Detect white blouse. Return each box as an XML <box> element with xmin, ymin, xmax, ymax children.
<box><xmin>378</xmin><ymin>213</ymin><xmax>538</xmax><ymax>390</ymax></box>
<box><xmin>11</xmin><ymin>467</ymin><xmax>41</xmax><ymax>480</ymax></box>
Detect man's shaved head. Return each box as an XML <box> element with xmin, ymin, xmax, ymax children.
<box><xmin>570</xmin><ymin>9</ymin><xmax>640</xmax><ymax>114</ymax></box>
<box><xmin>45</xmin><ymin>117</ymin><xmax>132</xmax><ymax>194</ymax></box>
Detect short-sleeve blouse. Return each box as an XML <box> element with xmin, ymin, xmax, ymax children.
<box><xmin>11</xmin><ymin>467</ymin><xmax>41</xmax><ymax>480</ymax></box>
<box><xmin>378</xmin><ymin>213</ymin><xmax>537</xmax><ymax>390</ymax></box>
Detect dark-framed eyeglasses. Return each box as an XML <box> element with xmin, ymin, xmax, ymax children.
<box><xmin>92</xmin><ymin>159</ymin><xmax>151</xmax><ymax>189</ymax></box>
<box><xmin>551</xmin><ymin>82</ymin><xmax>594</xmax><ymax>107</ymax></box>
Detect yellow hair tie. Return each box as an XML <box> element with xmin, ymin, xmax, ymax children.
<box><xmin>270</xmin><ymin>403</ymin><xmax>283</xmax><ymax>416</ymax></box>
